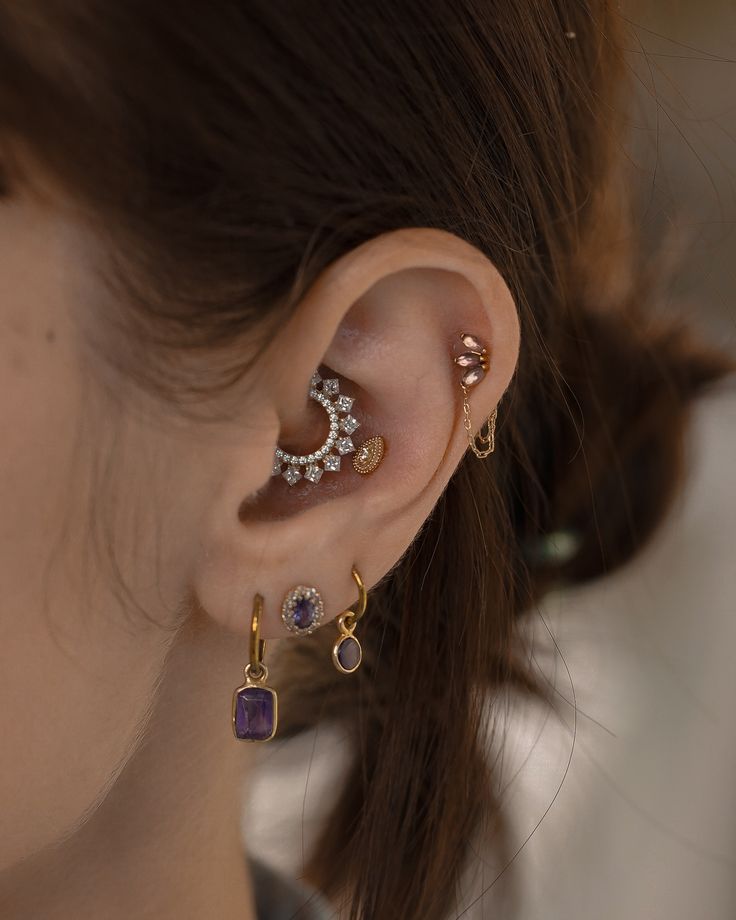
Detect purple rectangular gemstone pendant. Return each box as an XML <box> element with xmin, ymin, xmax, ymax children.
<box><xmin>232</xmin><ymin>683</ymin><xmax>278</xmax><ymax>742</ymax></box>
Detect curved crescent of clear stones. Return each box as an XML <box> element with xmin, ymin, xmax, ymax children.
<box><xmin>272</xmin><ymin>374</ymin><xmax>359</xmax><ymax>484</ymax></box>
<box><xmin>274</xmin><ymin>389</ymin><xmax>340</xmax><ymax>466</ymax></box>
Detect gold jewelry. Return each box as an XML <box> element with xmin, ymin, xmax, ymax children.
<box><xmin>273</xmin><ymin>370</ymin><xmax>386</xmax><ymax>484</ymax></box>
<box><xmin>352</xmin><ymin>435</ymin><xmax>386</xmax><ymax>475</ymax></box>
<box><xmin>232</xmin><ymin>594</ymin><xmax>278</xmax><ymax>741</ymax></box>
<box><xmin>454</xmin><ymin>332</ymin><xmax>497</xmax><ymax>458</ymax></box>
<box><xmin>273</xmin><ymin>370</ymin><xmax>365</xmax><ymax>485</ymax></box>
<box><xmin>332</xmin><ymin>566</ymin><xmax>367</xmax><ymax>674</ymax></box>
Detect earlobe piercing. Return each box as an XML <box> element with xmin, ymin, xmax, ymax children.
<box><xmin>454</xmin><ymin>332</ymin><xmax>498</xmax><ymax>458</ymax></box>
<box><xmin>272</xmin><ymin>371</ymin><xmax>385</xmax><ymax>485</ymax></box>
<box><xmin>233</xmin><ymin>567</ymin><xmax>368</xmax><ymax>740</ymax></box>
<box><xmin>232</xmin><ymin>594</ymin><xmax>278</xmax><ymax>742</ymax></box>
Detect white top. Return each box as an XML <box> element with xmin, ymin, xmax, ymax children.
<box><xmin>244</xmin><ymin>377</ymin><xmax>736</xmax><ymax>919</ymax></box>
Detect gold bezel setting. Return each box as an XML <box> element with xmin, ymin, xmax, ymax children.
<box><xmin>332</xmin><ymin>634</ymin><xmax>363</xmax><ymax>674</ymax></box>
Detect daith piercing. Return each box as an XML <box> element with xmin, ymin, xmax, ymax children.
<box><xmin>271</xmin><ymin>371</ymin><xmax>385</xmax><ymax>485</ymax></box>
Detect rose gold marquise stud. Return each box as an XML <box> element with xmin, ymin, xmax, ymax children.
<box><xmin>454</xmin><ymin>332</ymin><xmax>490</xmax><ymax>386</ymax></box>
<box><xmin>454</xmin><ymin>332</ymin><xmax>497</xmax><ymax>458</ymax></box>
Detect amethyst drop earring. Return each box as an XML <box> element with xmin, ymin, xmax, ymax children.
<box><xmin>332</xmin><ymin>566</ymin><xmax>367</xmax><ymax>674</ymax></box>
<box><xmin>232</xmin><ymin>594</ymin><xmax>278</xmax><ymax>742</ymax></box>
<box><xmin>454</xmin><ymin>332</ymin><xmax>497</xmax><ymax>458</ymax></box>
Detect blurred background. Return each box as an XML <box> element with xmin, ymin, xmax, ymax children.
<box><xmin>626</xmin><ymin>0</ymin><xmax>735</xmax><ymax>351</ymax></box>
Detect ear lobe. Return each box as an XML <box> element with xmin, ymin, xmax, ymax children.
<box><xmin>192</xmin><ymin>228</ymin><xmax>520</xmax><ymax>640</ymax></box>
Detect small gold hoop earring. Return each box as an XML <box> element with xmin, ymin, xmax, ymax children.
<box><xmin>332</xmin><ymin>566</ymin><xmax>367</xmax><ymax>674</ymax></box>
<box><xmin>232</xmin><ymin>594</ymin><xmax>278</xmax><ymax>742</ymax></box>
<box><xmin>454</xmin><ymin>332</ymin><xmax>498</xmax><ymax>458</ymax></box>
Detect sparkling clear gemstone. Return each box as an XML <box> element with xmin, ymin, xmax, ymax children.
<box><xmin>282</xmin><ymin>465</ymin><xmax>302</xmax><ymax>485</ymax></box>
<box><xmin>322</xmin><ymin>378</ymin><xmax>339</xmax><ymax>396</ymax></box>
<box><xmin>310</xmin><ymin>371</ymin><xmax>322</xmax><ymax>387</ymax></box>
<box><xmin>336</xmin><ymin>437</ymin><xmax>355</xmax><ymax>455</ymax></box>
<box><xmin>340</xmin><ymin>415</ymin><xmax>360</xmax><ymax>434</ymax></box>
<box><xmin>271</xmin><ymin>456</ymin><xmax>283</xmax><ymax>476</ymax></box>
<box><xmin>323</xmin><ymin>454</ymin><xmax>341</xmax><ymax>472</ymax></box>
<box><xmin>304</xmin><ymin>463</ymin><xmax>323</xmax><ymax>483</ymax></box>
<box><xmin>335</xmin><ymin>395</ymin><xmax>354</xmax><ymax>413</ymax></box>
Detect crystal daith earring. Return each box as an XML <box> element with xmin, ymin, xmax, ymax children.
<box><xmin>271</xmin><ymin>371</ymin><xmax>385</xmax><ymax>485</ymax></box>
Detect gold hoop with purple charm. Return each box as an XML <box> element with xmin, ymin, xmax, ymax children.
<box><xmin>332</xmin><ymin>566</ymin><xmax>367</xmax><ymax>675</ymax></box>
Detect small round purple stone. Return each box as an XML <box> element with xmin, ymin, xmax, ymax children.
<box><xmin>336</xmin><ymin>636</ymin><xmax>361</xmax><ymax>672</ymax></box>
<box><xmin>293</xmin><ymin>596</ymin><xmax>317</xmax><ymax>630</ymax></box>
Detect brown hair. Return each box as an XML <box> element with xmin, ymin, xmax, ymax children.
<box><xmin>0</xmin><ymin>2</ymin><xmax>732</xmax><ymax>918</ymax></box>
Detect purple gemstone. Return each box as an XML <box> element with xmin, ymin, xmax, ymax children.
<box><xmin>293</xmin><ymin>597</ymin><xmax>316</xmax><ymax>630</ymax></box>
<box><xmin>234</xmin><ymin>687</ymin><xmax>275</xmax><ymax>741</ymax></box>
<box><xmin>337</xmin><ymin>636</ymin><xmax>362</xmax><ymax>672</ymax></box>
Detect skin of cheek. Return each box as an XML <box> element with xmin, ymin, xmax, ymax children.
<box><xmin>0</xmin><ymin>195</ymin><xmax>193</xmax><ymax>872</ymax></box>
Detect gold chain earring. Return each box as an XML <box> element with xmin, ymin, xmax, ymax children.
<box><xmin>454</xmin><ymin>332</ymin><xmax>497</xmax><ymax>458</ymax></box>
<box><xmin>232</xmin><ymin>594</ymin><xmax>278</xmax><ymax>742</ymax></box>
<box><xmin>332</xmin><ymin>566</ymin><xmax>367</xmax><ymax>674</ymax></box>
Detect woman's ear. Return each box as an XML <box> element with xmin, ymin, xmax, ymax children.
<box><xmin>193</xmin><ymin>228</ymin><xmax>520</xmax><ymax>638</ymax></box>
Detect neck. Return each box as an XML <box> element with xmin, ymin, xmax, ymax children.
<box><xmin>0</xmin><ymin>611</ymin><xmax>258</xmax><ymax>920</ymax></box>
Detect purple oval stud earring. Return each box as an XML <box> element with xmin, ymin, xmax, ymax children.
<box><xmin>281</xmin><ymin>584</ymin><xmax>324</xmax><ymax>636</ymax></box>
